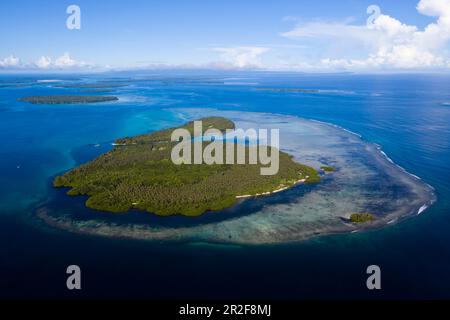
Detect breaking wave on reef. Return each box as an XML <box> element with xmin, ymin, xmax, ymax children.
<box><xmin>35</xmin><ymin>109</ymin><xmax>436</xmax><ymax>244</ymax></box>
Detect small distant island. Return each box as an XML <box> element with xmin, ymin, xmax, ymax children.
<box><xmin>257</xmin><ymin>88</ymin><xmax>319</xmax><ymax>93</ymax></box>
<box><xmin>19</xmin><ymin>95</ymin><xmax>119</xmax><ymax>104</ymax></box>
<box><xmin>53</xmin><ymin>117</ymin><xmax>320</xmax><ymax>216</ymax></box>
<box><xmin>350</xmin><ymin>213</ymin><xmax>375</xmax><ymax>223</ymax></box>
<box><xmin>54</xmin><ymin>83</ymin><xmax>128</xmax><ymax>89</ymax></box>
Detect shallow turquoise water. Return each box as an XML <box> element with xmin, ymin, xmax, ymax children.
<box><xmin>0</xmin><ymin>72</ymin><xmax>450</xmax><ymax>298</ymax></box>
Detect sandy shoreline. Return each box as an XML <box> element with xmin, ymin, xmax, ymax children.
<box><xmin>236</xmin><ymin>178</ymin><xmax>307</xmax><ymax>199</ymax></box>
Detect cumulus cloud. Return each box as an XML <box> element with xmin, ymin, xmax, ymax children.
<box><xmin>34</xmin><ymin>53</ymin><xmax>90</xmax><ymax>69</ymax></box>
<box><xmin>0</xmin><ymin>55</ymin><xmax>21</xmax><ymax>68</ymax></box>
<box><xmin>35</xmin><ymin>56</ymin><xmax>52</xmax><ymax>69</ymax></box>
<box><xmin>54</xmin><ymin>53</ymin><xmax>78</xmax><ymax>68</ymax></box>
<box><xmin>0</xmin><ymin>53</ymin><xmax>93</xmax><ymax>71</ymax></box>
<box><xmin>212</xmin><ymin>46</ymin><xmax>269</xmax><ymax>69</ymax></box>
<box><xmin>281</xmin><ymin>0</ymin><xmax>450</xmax><ymax>70</ymax></box>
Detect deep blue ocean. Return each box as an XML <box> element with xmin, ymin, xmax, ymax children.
<box><xmin>0</xmin><ymin>72</ymin><xmax>449</xmax><ymax>299</ymax></box>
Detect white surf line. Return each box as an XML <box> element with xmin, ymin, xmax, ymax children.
<box><xmin>317</xmin><ymin>89</ymin><xmax>357</xmax><ymax>95</ymax></box>
<box><xmin>372</xmin><ymin>139</ymin><xmax>438</xmax><ymax>198</ymax></box>
<box><xmin>37</xmin><ymin>79</ymin><xmax>61</xmax><ymax>83</ymax></box>
<box><xmin>311</xmin><ymin>117</ymin><xmax>436</xmax><ymax>208</ymax></box>
<box><xmin>310</xmin><ymin>118</ymin><xmax>428</xmax><ymax>185</ymax></box>
<box><xmin>309</xmin><ymin>119</ymin><xmax>363</xmax><ymax>138</ymax></box>
<box><xmin>387</xmin><ymin>218</ymin><xmax>398</xmax><ymax>224</ymax></box>
<box><xmin>375</xmin><ymin>146</ymin><xmax>437</xmax><ymax>209</ymax></box>
<box><xmin>379</xmin><ymin>150</ymin><xmax>394</xmax><ymax>164</ymax></box>
<box><xmin>418</xmin><ymin>204</ymin><xmax>429</xmax><ymax>215</ymax></box>
<box><xmin>374</xmin><ymin>145</ymin><xmax>426</xmax><ymax>182</ymax></box>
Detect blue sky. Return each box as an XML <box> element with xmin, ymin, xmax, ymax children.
<box><xmin>1</xmin><ymin>0</ymin><xmax>449</xmax><ymax>72</ymax></box>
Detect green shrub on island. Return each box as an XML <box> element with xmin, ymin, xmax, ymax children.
<box><xmin>19</xmin><ymin>95</ymin><xmax>118</xmax><ymax>104</ymax></box>
<box><xmin>53</xmin><ymin>117</ymin><xmax>321</xmax><ymax>216</ymax></box>
<box><xmin>350</xmin><ymin>213</ymin><xmax>375</xmax><ymax>223</ymax></box>
<box><xmin>321</xmin><ymin>166</ymin><xmax>335</xmax><ymax>172</ymax></box>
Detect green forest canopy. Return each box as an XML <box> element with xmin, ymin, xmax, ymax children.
<box><xmin>54</xmin><ymin>117</ymin><xmax>320</xmax><ymax>216</ymax></box>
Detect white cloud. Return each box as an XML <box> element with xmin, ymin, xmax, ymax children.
<box><xmin>212</xmin><ymin>46</ymin><xmax>269</xmax><ymax>69</ymax></box>
<box><xmin>0</xmin><ymin>55</ymin><xmax>20</xmax><ymax>68</ymax></box>
<box><xmin>281</xmin><ymin>0</ymin><xmax>450</xmax><ymax>70</ymax></box>
<box><xmin>282</xmin><ymin>21</ymin><xmax>371</xmax><ymax>42</ymax></box>
<box><xmin>0</xmin><ymin>53</ymin><xmax>92</xmax><ymax>70</ymax></box>
<box><xmin>54</xmin><ymin>53</ymin><xmax>77</xmax><ymax>68</ymax></box>
<box><xmin>33</xmin><ymin>53</ymin><xmax>91</xmax><ymax>70</ymax></box>
<box><xmin>35</xmin><ymin>56</ymin><xmax>52</xmax><ymax>69</ymax></box>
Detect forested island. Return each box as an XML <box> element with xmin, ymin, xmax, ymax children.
<box><xmin>53</xmin><ymin>117</ymin><xmax>320</xmax><ymax>216</ymax></box>
<box><xmin>19</xmin><ymin>95</ymin><xmax>119</xmax><ymax>104</ymax></box>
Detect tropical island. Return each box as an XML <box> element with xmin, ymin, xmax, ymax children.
<box><xmin>19</xmin><ymin>95</ymin><xmax>119</xmax><ymax>104</ymax></box>
<box><xmin>53</xmin><ymin>117</ymin><xmax>320</xmax><ymax>216</ymax></box>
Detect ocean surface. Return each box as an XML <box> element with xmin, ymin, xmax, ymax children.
<box><xmin>0</xmin><ymin>72</ymin><xmax>449</xmax><ymax>299</ymax></box>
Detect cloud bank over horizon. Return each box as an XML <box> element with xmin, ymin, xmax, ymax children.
<box><xmin>0</xmin><ymin>53</ymin><xmax>95</xmax><ymax>72</ymax></box>
<box><xmin>281</xmin><ymin>0</ymin><xmax>450</xmax><ymax>71</ymax></box>
<box><xmin>1</xmin><ymin>0</ymin><xmax>449</xmax><ymax>73</ymax></box>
